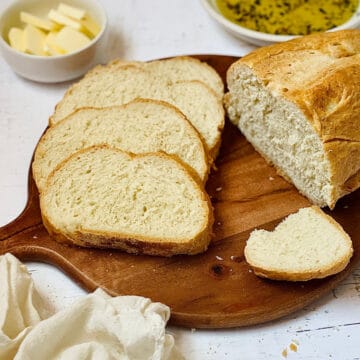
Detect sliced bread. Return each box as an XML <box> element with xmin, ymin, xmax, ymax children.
<box><xmin>50</xmin><ymin>62</ymin><xmax>225</xmax><ymax>160</ymax></box>
<box><xmin>110</xmin><ymin>56</ymin><xmax>224</xmax><ymax>99</ymax></box>
<box><xmin>33</xmin><ymin>99</ymin><xmax>209</xmax><ymax>192</ymax></box>
<box><xmin>244</xmin><ymin>206</ymin><xmax>353</xmax><ymax>281</ymax></box>
<box><xmin>225</xmin><ymin>30</ymin><xmax>360</xmax><ymax>208</ymax></box>
<box><xmin>40</xmin><ymin>146</ymin><xmax>214</xmax><ymax>256</ymax></box>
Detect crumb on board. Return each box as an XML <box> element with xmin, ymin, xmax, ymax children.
<box><xmin>215</xmin><ymin>255</ymin><xmax>223</xmax><ymax>261</ymax></box>
<box><xmin>215</xmin><ymin>187</ymin><xmax>222</xmax><ymax>192</ymax></box>
<box><xmin>282</xmin><ymin>340</ymin><xmax>299</xmax><ymax>357</ymax></box>
<box><xmin>269</xmin><ymin>176</ymin><xmax>274</xmax><ymax>181</ymax></box>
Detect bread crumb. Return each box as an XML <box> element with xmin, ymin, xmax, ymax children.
<box><xmin>215</xmin><ymin>187</ymin><xmax>222</xmax><ymax>192</ymax></box>
<box><xmin>248</xmin><ymin>269</ymin><xmax>253</xmax><ymax>273</ymax></box>
<box><xmin>343</xmin><ymin>205</ymin><xmax>349</xmax><ymax>209</ymax></box>
<box><xmin>217</xmin><ymin>221</ymin><xmax>222</xmax><ymax>226</ymax></box>
<box><xmin>290</xmin><ymin>343</ymin><xmax>298</xmax><ymax>352</ymax></box>
<box><xmin>282</xmin><ymin>348</ymin><xmax>288</xmax><ymax>358</ymax></box>
<box><xmin>33</xmin><ymin>235</ymin><xmax>38</xmax><ymax>239</ymax></box>
<box><xmin>269</xmin><ymin>176</ymin><xmax>274</xmax><ymax>181</ymax></box>
<box><xmin>215</xmin><ymin>256</ymin><xmax>223</xmax><ymax>261</ymax></box>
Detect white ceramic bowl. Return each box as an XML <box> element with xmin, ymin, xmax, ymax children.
<box><xmin>0</xmin><ymin>0</ymin><xmax>107</xmax><ymax>82</ymax></box>
<box><xmin>201</xmin><ymin>0</ymin><xmax>360</xmax><ymax>46</ymax></box>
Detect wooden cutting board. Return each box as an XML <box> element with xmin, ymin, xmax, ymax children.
<box><xmin>0</xmin><ymin>55</ymin><xmax>359</xmax><ymax>329</ymax></box>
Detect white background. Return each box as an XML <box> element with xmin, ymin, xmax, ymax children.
<box><xmin>0</xmin><ymin>1</ymin><xmax>359</xmax><ymax>359</ymax></box>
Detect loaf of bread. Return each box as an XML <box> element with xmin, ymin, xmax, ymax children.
<box><xmin>225</xmin><ymin>30</ymin><xmax>360</xmax><ymax>208</ymax></box>
<box><xmin>40</xmin><ymin>146</ymin><xmax>214</xmax><ymax>256</ymax></box>
<box><xmin>244</xmin><ymin>206</ymin><xmax>353</xmax><ymax>281</ymax></box>
<box><xmin>112</xmin><ymin>56</ymin><xmax>224</xmax><ymax>99</ymax></box>
<box><xmin>50</xmin><ymin>60</ymin><xmax>225</xmax><ymax>159</ymax></box>
<box><xmin>33</xmin><ymin>99</ymin><xmax>209</xmax><ymax>192</ymax></box>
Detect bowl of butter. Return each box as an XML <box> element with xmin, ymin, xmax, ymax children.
<box><xmin>0</xmin><ymin>0</ymin><xmax>107</xmax><ymax>82</ymax></box>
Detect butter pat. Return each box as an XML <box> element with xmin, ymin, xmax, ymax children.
<box><xmin>54</xmin><ymin>26</ymin><xmax>91</xmax><ymax>53</ymax></box>
<box><xmin>44</xmin><ymin>32</ymin><xmax>66</xmax><ymax>56</ymax></box>
<box><xmin>48</xmin><ymin>9</ymin><xmax>83</xmax><ymax>31</ymax></box>
<box><xmin>23</xmin><ymin>25</ymin><xmax>47</xmax><ymax>56</ymax></box>
<box><xmin>81</xmin><ymin>16</ymin><xmax>101</xmax><ymax>37</ymax></box>
<box><xmin>8</xmin><ymin>28</ymin><xmax>25</xmax><ymax>52</ymax></box>
<box><xmin>58</xmin><ymin>3</ymin><xmax>86</xmax><ymax>20</ymax></box>
<box><xmin>20</xmin><ymin>11</ymin><xmax>57</xmax><ymax>31</ymax></box>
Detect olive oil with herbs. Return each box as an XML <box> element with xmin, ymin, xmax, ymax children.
<box><xmin>216</xmin><ymin>0</ymin><xmax>359</xmax><ymax>35</ymax></box>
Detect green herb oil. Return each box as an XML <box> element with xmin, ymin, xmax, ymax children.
<box><xmin>216</xmin><ymin>0</ymin><xmax>359</xmax><ymax>35</ymax></box>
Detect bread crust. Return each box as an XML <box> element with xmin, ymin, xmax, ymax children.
<box><xmin>227</xmin><ymin>30</ymin><xmax>360</xmax><ymax>208</ymax></box>
<box><xmin>244</xmin><ymin>206</ymin><xmax>353</xmax><ymax>281</ymax></box>
<box><xmin>40</xmin><ymin>145</ymin><xmax>214</xmax><ymax>257</ymax></box>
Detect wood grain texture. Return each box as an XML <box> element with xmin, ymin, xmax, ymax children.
<box><xmin>0</xmin><ymin>55</ymin><xmax>359</xmax><ymax>329</ymax></box>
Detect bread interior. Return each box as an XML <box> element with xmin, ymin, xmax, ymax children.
<box><xmin>226</xmin><ymin>64</ymin><xmax>333</xmax><ymax>207</ymax></box>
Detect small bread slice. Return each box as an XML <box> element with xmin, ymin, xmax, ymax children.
<box><xmin>111</xmin><ymin>56</ymin><xmax>224</xmax><ymax>99</ymax></box>
<box><xmin>33</xmin><ymin>99</ymin><xmax>209</xmax><ymax>192</ymax></box>
<box><xmin>244</xmin><ymin>206</ymin><xmax>353</xmax><ymax>281</ymax></box>
<box><xmin>40</xmin><ymin>146</ymin><xmax>214</xmax><ymax>256</ymax></box>
<box><xmin>50</xmin><ymin>63</ymin><xmax>225</xmax><ymax>160</ymax></box>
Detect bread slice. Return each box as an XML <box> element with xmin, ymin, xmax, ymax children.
<box><xmin>50</xmin><ymin>63</ymin><xmax>225</xmax><ymax>160</ymax></box>
<box><xmin>111</xmin><ymin>56</ymin><xmax>224</xmax><ymax>99</ymax></box>
<box><xmin>244</xmin><ymin>206</ymin><xmax>353</xmax><ymax>281</ymax></box>
<box><xmin>225</xmin><ymin>30</ymin><xmax>360</xmax><ymax>208</ymax></box>
<box><xmin>40</xmin><ymin>146</ymin><xmax>214</xmax><ymax>256</ymax></box>
<box><xmin>33</xmin><ymin>99</ymin><xmax>209</xmax><ymax>192</ymax></box>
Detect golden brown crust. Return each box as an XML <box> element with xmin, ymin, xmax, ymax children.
<box><xmin>42</xmin><ymin>213</ymin><xmax>213</xmax><ymax>257</ymax></box>
<box><xmin>40</xmin><ymin>145</ymin><xmax>214</xmax><ymax>257</ymax></box>
<box><xmin>227</xmin><ymin>30</ymin><xmax>360</xmax><ymax>208</ymax></box>
<box><xmin>250</xmin><ymin>255</ymin><xmax>351</xmax><ymax>281</ymax></box>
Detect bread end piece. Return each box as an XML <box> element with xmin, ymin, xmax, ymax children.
<box><xmin>244</xmin><ymin>206</ymin><xmax>353</xmax><ymax>281</ymax></box>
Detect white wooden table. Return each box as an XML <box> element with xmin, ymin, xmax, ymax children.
<box><xmin>0</xmin><ymin>1</ymin><xmax>359</xmax><ymax>359</ymax></box>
